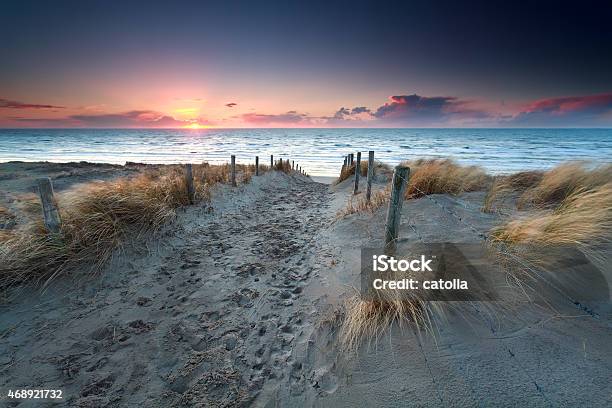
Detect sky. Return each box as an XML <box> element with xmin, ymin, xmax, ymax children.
<box><xmin>1</xmin><ymin>0</ymin><xmax>611</xmax><ymax>128</ymax></box>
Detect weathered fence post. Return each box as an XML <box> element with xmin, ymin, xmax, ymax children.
<box><xmin>292</xmin><ymin>160</ymin><xmax>294</xmax><ymax>170</ymax></box>
<box><xmin>270</xmin><ymin>155</ymin><xmax>273</xmax><ymax>168</ymax></box>
<box><xmin>231</xmin><ymin>155</ymin><xmax>236</xmax><ymax>186</ymax></box>
<box><xmin>366</xmin><ymin>150</ymin><xmax>374</xmax><ymax>202</ymax></box>
<box><xmin>185</xmin><ymin>163</ymin><xmax>195</xmax><ymax>204</ymax></box>
<box><xmin>384</xmin><ymin>165</ymin><xmax>410</xmax><ymax>254</ymax></box>
<box><xmin>353</xmin><ymin>151</ymin><xmax>361</xmax><ymax>194</ymax></box>
<box><xmin>280</xmin><ymin>158</ymin><xmax>283</xmax><ymax>169</ymax></box>
<box><xmin>36</xmin><ymin>177</ymin><xmax>62</xmax><ymax>233</ymax></box>
<box><xmin>350</xmin><ymin>153</ymin><xmax>354</xmax><ymax>165</ymax></box>
<box><xmin>255</xmin><ymin>156</ymin><xmax>259</xmax><ymax>176</ymax></box>
<box><xmin>342</xmin><ymin>156</ymin><xmax>347</xmax><ymax>172</ymax></box>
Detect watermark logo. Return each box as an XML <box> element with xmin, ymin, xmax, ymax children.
<box><xmin>361</xmin><ymin>244</ymin><xmax>499</xmax><ymax>301</ymax></box>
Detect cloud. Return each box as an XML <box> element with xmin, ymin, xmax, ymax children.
<box><xmin>328</xmin><ymin>94</ymin><xmax>492</xmax><ymax>126</ymax></box>
<box><xmin>0</xmin><ymin>98</ymin><xmax>65</xmax><ymax>109</ymax></box>
<box><xmin>333</xmin><ymin>107</ymin><xmax>352</xmax><ymax>119</ymax></box>
<box><xmin>225</xmin><ymin>102</ymin><xmax>237</xmax><ymax>108</ymax></box>
<box><xmin>241</xmin><ymin>111</ymin><xmax>312</xmax><ymax>125</ymax></box>
<box><xmin>510</xmin><ymin>93</ymin><xmax>612</xmax><ymax>126</ymax></box>
<box><xmin>69</xmin><ymin>110</ymin><xmax>190</xmax><ymax>127</ymax></box>
<box><xmin>370</xmin><ymin>94</ymin><xmax>492</xmax><ymax>126</ymax></box>
<box><xmin>351</xmin><ymin>106</ymin><xmax>371</xmax><ymax>114</ymax></box>
<box><xmin>7</xmin><ymin>110</ymin><xmax>197</xmax><ymax>128</ymax></box>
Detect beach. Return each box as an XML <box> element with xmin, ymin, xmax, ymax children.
<box><xmin>0</xmin><ymin>160</ymin><xmax>610</xmax><ymax>407</ymax></box>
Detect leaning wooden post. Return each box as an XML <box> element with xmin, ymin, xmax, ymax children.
<box><xmin>231</xmin><ymin>155</ymin><xmax>236</xmax><ymax>186</ymax></box>
<box><xmin>185</xmin><ymin>163</ymin><xmax>195</xmax><ymax>204</ymax></box>
<box><xmin>353</xmin><ymin>151</ymin><xmax>361</xmax><ymax>194</ymax></box>
<box><xmin>366</xmin><ymin>150</ymin><xmax>374</xmax><ymax>202</ymax></box>
<box><xmin>36</xmin><ymin>178</ymin><xmax>62</xmax><ymax>233</ymax></box>
<box><xmin>384</xmin><ymin>165</ymin><xmax>410</xmax><ymax>254</ymax></box>
<box><xmin>255</xmin><ymin>156</ymin><xmax>259</xmax><ymax>176</ymax></box>
<box><xmin>270</xmin><ymin>155</ymin><xmax>274</xmax><ymax>168</ymax></box>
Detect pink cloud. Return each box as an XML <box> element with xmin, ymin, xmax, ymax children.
<box><xmin>0</xmin><ymin>98</ymin><xmax>65</xmax><ymax>110</ymax></box>
<box><xmin>522</xmin><ymin>93</ymin><xmax>612</xmax><ymax>115</ymax></box>
<box><xmin>512</xmin><ymin>93</ymin><xmax>612</xmax><ymax>125</ymax></box>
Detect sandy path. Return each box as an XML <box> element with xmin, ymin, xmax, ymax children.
<box><xmin>0</xmin><ymin>172</ymin><xmax>333</xmax><ymax>407</ymax></box>
<box><xmin>1</xmin><ymin>171</ymin><xmax>610</xmax><ymax>407</ymax></box>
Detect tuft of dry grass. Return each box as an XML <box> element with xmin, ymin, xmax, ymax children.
<box><xmin>338</xmin><ymin>288</ymin><xmax>432</xmax><ymax>351</ymax></box>
<box><xmin>0</xmin><ymin>163</ymin><xmax>248</xmax><ymax>290</ymax></box>
<box><xmin>337</xmin><ymin>186</ymin><xmax>390</xmax><ymax>218</ymax></box>
<box><xmin>274</xmin><ymin>160</ymin><xmax>292</xmax><ymax>174</ymax></box>
<box><xmin>517</xmin><ymin>162</ymin><xmax>611</xmax><ymax>209</ymax></box>
<box><xmin>336</xmin><ymin>160</ymin><xmax>392</xmax><ymax>184</ymax></box>
<box><xmin>482</xmin><ymin>171</ymin><xmax>544</xmax><ymax>212</ymax></box>
<box><xmin>0</xmin><ymin>206</ymin><xmax>15</xmax><ymax>227</ymax></box>
<box><xmin>491</xmin><ymin>183</ymin><xmax>612</xmax><ymax>249</ymax></box>
<box><xmin>402</xmin><ymin>159</ymin><xmax>488</xmax><ymax>199</ymax></box>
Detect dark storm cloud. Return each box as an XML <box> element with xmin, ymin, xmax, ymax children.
<box><xmin>0</xmin><ymin>98</ymin><xmax>65</xmax><ymax>109</ymax></box>
<box><xmin>373</xmin><ymin>95</ymin><xmax>458</xmax><ymax>119</ymax></box>
<box><xmin>332</xmin><ymin>106</ymin><xmax>372</xmax><ymax>120</ymax></box>
<box><xmin>333</xmin><ymin>107</ymin><xmax>351</xmax><ymax>119</ymax></box>
<box><xmin>366</xmin><ymin>94</ymin><xmax>492</xmax><ymax>125</ymax></box>
<box><xmin>351</xmin><ymin>107</ymin><xmax>370</xmax><ymax>114</ymax></box>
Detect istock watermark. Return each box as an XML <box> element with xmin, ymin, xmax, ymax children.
<box><xmin>361</xmin><ymin>243</ymin><xmax>609</xmax><ymax>302</ymax></box>
<box><xmin>361</xmin><ymin>244</ymin><xmax>500</xmax><ymax>301</ymax></box>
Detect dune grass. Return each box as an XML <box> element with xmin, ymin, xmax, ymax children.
<box><xmin>337</xmin><ymin>187</ymin><xmax>390</xmax><ymax>218</ymax></box>
<box><xmin>517</xmin><ymin>162</ymin><xmax>611</xmax><ymax>209</ymax></box>
<box><xmin>482</xmin><ymin>171</ymin><xmax>544</xmax><ymax>212</ymax></box>
<box><xmin>339</xmin><ymin>287</ymin><xmax>430</xmax><ymax>351</ymax></box>
<box><xmin>402</xmin><ymin>158</ymin><xmax>488</xmax><ymax>198</ymax></box>
<box><xmin>484</xmin><ymin>162</ymin><xmax>611</xmax><ymax>250</ymax></box>
<box><xmin>336</xmin><ymin>160</ymin><xmax>392</xmax><ymax>184</ymax></box>
<box><xmin>338</xmin><ymin>158</ymin><xmax>488</xmax><ymax>218</ymax></box>
<box><xmin>491</xmin><ymin>183</ymin><xmax>612</xmax><ymax>249</ymax></box>
<box><xmin>0</xmin><ymin>163</ymin><xmax>254</xmax><ymax>290</ymax></box>
<box><xmin>274</xmin><ymin>160</ymin><xmax>292</xmax><ymax>173</ymax></box>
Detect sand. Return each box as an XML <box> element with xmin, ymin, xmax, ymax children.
<box><xmin>0</xmin><ymin>162</ymin><xmax>610</xmax><ymax>407</ymax></box>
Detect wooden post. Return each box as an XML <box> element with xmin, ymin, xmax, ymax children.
<box><xmin>384</xmin><ymin>165</ymin><xmax>410</xmax><ymax>254</ymax></box>
<box><xmin>342</xmin><ymin>156</ymin><xmax>347</xmax><ymax>172</ymax></box>
<box><xmin>366</xmin><ymin>150</ymin><xmax>374</xmax><ymax>202</ymax></box>
<box><xmin>353</xmin><ymin>151</ymin><xmax>361</xmax><ymax>194</ymax></box>
<box><xmin>350</xmin><ymin>153</ymin><xmax>354</xmax><ymax>165</ymax></box>
<box><xmin>280</xmin><ymin>158</ymin><xmax>283</xmax><ymax>169</ymax></box>
<box><xmin>36</xmin><ymin>178</ymin><xmax>61</xmax><ymax>233</ymax></box>
<box><xmin>255</xmin><ymin>156</ymin><xmax>259</xmax><ymax>176</ymax></box>
<box><xmin>231</xmin><ymin>155</ymin><xmax>236</xmax><ymax>186</ymax></box>
<box><xmin>292</xmin><ymin>160</ymin><xmax>294</xmax><ymax>170</ymax></box>
<box><xmin>185</xmin><ymin>163</ymin><xmax>195</xmax><ymax>204</ymax></box>
<box><xmin>270</xmin><ymin>155</ymin><xmax>274</xmax><ymax>168</ymax></box>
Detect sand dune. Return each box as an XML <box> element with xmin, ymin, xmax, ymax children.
<box><xmin>0</xmin><ymin>162</ymin><xmax>610</xmax><ymax>407</ymax></box>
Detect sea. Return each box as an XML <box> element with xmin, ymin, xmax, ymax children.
<box><xmin>0</xmin><ymin>128</ymin><xmax>610</xmax><ymax>176</ymax></box>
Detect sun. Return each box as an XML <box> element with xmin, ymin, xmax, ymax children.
<box><xmin>184</xmin><ymin>123</ymin><xmax>204</xmax><ymax>129</ymax></box>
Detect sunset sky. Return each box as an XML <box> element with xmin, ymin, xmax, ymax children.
<box><xmin>1</xmin><ymin>0</ymin><xmax>611</xmax><ymax>128</ymax></box>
